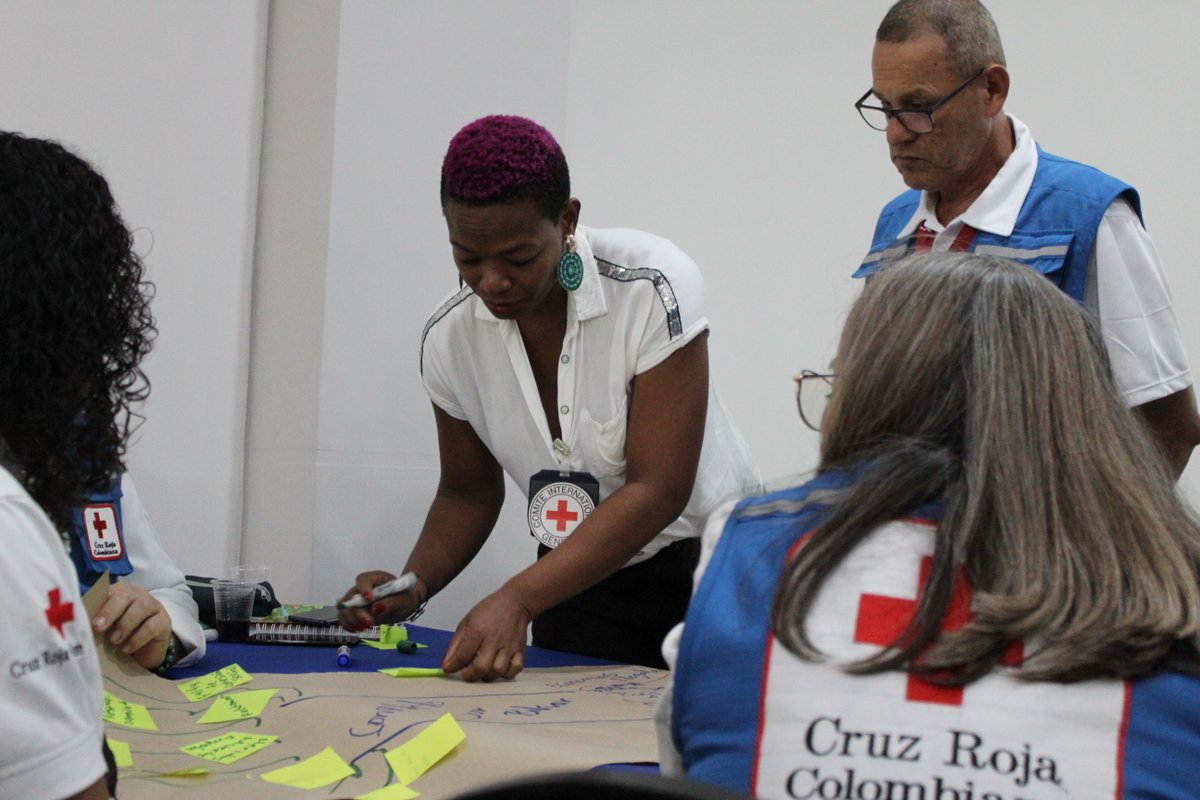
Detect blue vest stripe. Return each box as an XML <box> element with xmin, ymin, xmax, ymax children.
<box><xmin>856</xmin><ymin>146</ymin><xmax>1140</xmax><ymax>303</ymax></box>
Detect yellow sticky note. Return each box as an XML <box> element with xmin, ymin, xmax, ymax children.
<box><xmin>106</xmin><ymin>738</ymin><xmax>133</xmax><ymax>768</ymax></box>
<box><xmin>198</xmin><ymin>689</ymin><xmax>278</xmax><ymax>723</ymax></box>
<box><xmin>378</xmin><ymin>667</ymin><xmax>444</xmax><ymax>678</ymax></box>
<box><xmin>362</xmin><ymin>639</ymin><xmax>396</xmax><ymax>650</ymax></box>
<box><xmin>385</xmin><ymin>714</ymin><xmax>465</xmax><ymax>785</ymax></box>
<box><xmin>178</xmin><ymin>664</ymin><xmax>253</xmax><ymax>702</ymax></box>
<box><xmin>181</xmin><ymin>732</ymin><xmax>277</xmax><ymax>765</ymax></box>
<box><xmin>382</xmin><ymin>623</ymin><xmax>408</xmax><ymax>643</ymax></box>
<box><xmin>260</xmin><ymin>746</ymin><xmax>355</xmax><ymax>789</ymax></box>
<box><xmin>357</xmin><ymin>784</ymin><xmax>421</xmax><ymax>799</ymax></box>
<box><xmin>103</xmin><ymin>691</ymin><xmax>158</xmax><ymax>730</ymax></box>
<box><xmin>362</xmin><ymin>623</ymin><xmax>408</xmax><ymax>649</ymax></box>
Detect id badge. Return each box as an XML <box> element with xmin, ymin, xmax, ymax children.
<box><xmin>528</xmin><ymin>469</ymin><xmax>600</xmax><ymax>549</ymax></box>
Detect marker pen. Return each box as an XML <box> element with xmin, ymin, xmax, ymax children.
<box><xmin>339</xmin><ymin>572</ymin><xmax>418</xmax><ymax>609</ymax></box>
<box><xmin>336</xmin><ymin>644</ymin><xmax>352</xmax><ymax>668</ymax></box>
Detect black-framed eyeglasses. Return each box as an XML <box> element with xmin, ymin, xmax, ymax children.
<box><xmin>854</xmin><ymin>68</ymin><xmax>985</xmax><ymax>134</ymax></box>
<box><xmin>794</xmin><ymin>370</ymin><xmax>834</xmax><ymax>432</ymax></box>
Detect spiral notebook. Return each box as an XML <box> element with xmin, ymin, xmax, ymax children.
<box><xmin>247</xmin><ymin>622</ymin><xmax>380</xmax><ymax>646</ymax></box>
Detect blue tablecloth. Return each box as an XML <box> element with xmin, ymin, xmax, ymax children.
<box><xmin>171</xmin><ymin>623</ymin><xmax>613</xmax><ymax>679</ymax></box>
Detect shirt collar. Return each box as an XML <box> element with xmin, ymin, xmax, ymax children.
<box><xmin>896</xmin><ymin>114</ymin><xmax>1036</xmax><ymax>237</ymax></box>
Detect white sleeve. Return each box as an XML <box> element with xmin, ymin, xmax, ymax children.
<box><xmin>0</xmin><ymin>489</ymin><xmax>107</xmax><ymax>799</ymax></box>
<box><xmin>119</xmin><ymin>474</ymin><xmax>206</xmax><ymax>666</ymax></box>
<box><xmin>1086</xmin><ymin>198</ymin><xmax>1193</xmax><ymax>407</ymax></box>
<box><xmin>655</xmin><ymin>497</ymin><xmax>740</xmax><ymax>776</ymax></box>
<box><xmin>633</xmin><ymin>241</ymin><xmax>711</xmax><ymax>376</ymax></box>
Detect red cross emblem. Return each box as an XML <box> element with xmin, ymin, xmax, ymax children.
<box><xmin>91</xmin><ymin>510</ymin><xmax>107</xmax><ymax>537</ymax></box>
<box><xmin>854</xmin><ymin>556</ymin><xmax>1022</xmax><ymax>705</ymax></box>
<box><xmin>44</xmin><ymin>588</ymin><xmax>75</xmax><ymax>637</ymax></box>
<box><xmin>544</xmin><ymin>499</ymin><xmax>580</xmax><ymax>532</ymax></box>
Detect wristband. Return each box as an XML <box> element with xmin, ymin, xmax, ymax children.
<box><xmin>154</xmin><ymin>635</ymin><xmax>180</xmax><ymax>673</ymax></box>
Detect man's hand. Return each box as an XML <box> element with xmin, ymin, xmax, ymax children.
<box><xmin>442</xmin><ymin>588</ymin><xmax>531</xmax><ymax>682</ymax></box>
<box><xmin>92</xmin><ymin>582</ymin><xmax>174</xmax><ymax>669</ymax></box>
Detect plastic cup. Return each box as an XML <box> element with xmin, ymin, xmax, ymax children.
<box><xmin>212</xmin><ymin>579</ymin><xmax>256</xmax><ymax>642</ymax></box>
<box><xmin>229</xmin><ymin>564</ymin><xmax>271</xmax><ymax>585</ymax></box>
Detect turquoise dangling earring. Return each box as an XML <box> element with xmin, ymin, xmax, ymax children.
<box><xmin>557</xmin><ymin>233</ymin><xmax>583</xmax><ymax>292</ymax></box>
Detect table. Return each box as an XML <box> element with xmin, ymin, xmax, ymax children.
<box><xmin>105</xmin><ymin>624</ymin><xmax>664</xmax><ymax>799</ymax></box>
<box><xmin>171</xmin><ymin>623</ymin><xmax>614</xmax><ymax>679</ymax></box>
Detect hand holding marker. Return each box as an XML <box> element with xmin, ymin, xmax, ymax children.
<box><xmin>338</xmin><ymin>572</ymin><xmax>418</xmax><ymax>610</ymax></box>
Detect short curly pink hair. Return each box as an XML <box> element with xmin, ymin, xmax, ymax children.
<box><xmin>440</xmin><ymin>115</ymin><xmax>570</xmax><ymax>220</ymax></box>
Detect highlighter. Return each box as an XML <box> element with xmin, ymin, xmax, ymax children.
<box><xmin>336</xmin><ymin>644</ymin><xmax>352</xmax><ymax>668</ymax></box>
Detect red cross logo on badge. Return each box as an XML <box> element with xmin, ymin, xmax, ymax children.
<box><xmin>528</xmin><ymin>482</ymin><xmax>596</xmax><ymax>549</ymax></box>
<box><xmin>854</xmin><ymin>556</ymin><xmax>1023</xmax><ymax>705</ymax></box>
<box><xmin>45</xmin><ymin>588</ymin><xmax>75</xmax><ymax>637</ymax></box>
<box><xmin>83</xmin><ymin>503</ymin><xmax>123</xmax><ymax>561</ymax></box>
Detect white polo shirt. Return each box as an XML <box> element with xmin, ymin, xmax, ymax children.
<box><xmin>894</xmin><ymin>115</ymin><xmax>1191</xmax><ymax>408</ymax></box>
<box><xmin>0</xmin><ymin>466</ymin><xmax>107</xmax><ymax>800</ymax></box>
<box><xmin>421</xmin><ymin>225</ymin><xmax>761</xmax><ymax>562</ymax></box>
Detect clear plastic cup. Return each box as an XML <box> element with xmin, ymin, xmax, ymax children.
<box><xmin>212</xmin><ymin>579</ymin><xmax>256</xmax><ymax>642</ymax></box>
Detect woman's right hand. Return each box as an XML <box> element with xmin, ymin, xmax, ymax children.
<box><xmin>337</xmin><ymin>570</ymin><xmax>424</xmax><ymax>630</ymax></box>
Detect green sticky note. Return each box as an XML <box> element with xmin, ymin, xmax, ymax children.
<box><xmin>178</xmin><ymin>664</ymin><xmax>253</xmax><ymax>701</ymax></box>
<box><xmin>385</xmin><ymin>713</ymin><xmax>465</xmax><ymax>785</ymax></box>
<box><xmin>357</xmin><ymin>784</ymin><xmax>421</xmax><ymax>799</ymax></box>
<box><xmin>361</xmin><ymin>623</ymin><xmax>408</xmax><ymax>649</ymax></box>
<box><xmin>378</xmin><ymin>667</ymin><xmax>444</xmax><ymax>678</ymax></box>
<box><xmin>181</xmin><ymin>732</ymin><xmax>277</xmax><ymax>765</ymax></box>
<box><xmin>103</xmin><ymin>691</ymin><xmax>158</xmax><ymax>730</ymax></box>
<box><xmin>106</xmin><ymin>738</ymin><xmax>133</xmax><ymax>768</ymax></box>
<box><xmin>260</xmin><ymin>746</ymin><xmax>355</xmax><ymax>789</ymax></box>
<box><xmin>362</xmin><ymin>639</ymin><xmax>397</xmax><ymax>650</ymax></box>
<box><xmin>198</xmin><ymin>689</ymin><xmax>278</xmax><ymax>723</ymax></box>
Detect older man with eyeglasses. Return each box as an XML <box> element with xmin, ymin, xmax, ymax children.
<box><xmin>853</xmin><ymin>0</ymin><xmax>1200</xmax><ymax>480</ymax></box>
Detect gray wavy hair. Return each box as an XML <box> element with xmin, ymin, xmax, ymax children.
<box><xmin>877</xmin><ymin>0</ymin><xmax>1006</xmax><ymax>79</ymax></box>
<box><xmin>773</xmin><ymin>252</ymin><xmax>1200</xmax><ymax>682</ymax></box>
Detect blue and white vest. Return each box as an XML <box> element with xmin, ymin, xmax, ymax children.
<box><xmin>671</xmin><ymin>473</ymin><xmax>1200</xmax><ymax>799</ymax></box>
<box><xmin>70</xmin><ymin>472</ymin><xmax>133</xmax><ymax>592</ymax></box>
<box><xmin>855</xmin><ymin>146</ymin><xmax>1141</xmax><ymax>303</ymax></box>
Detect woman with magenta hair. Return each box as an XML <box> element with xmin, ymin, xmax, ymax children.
<box><xmin>339</xmin><ymin>115</ymin><xmax>760</xmax><ymax>679</ymax></box>
<box><xmin>659</xmin><ymin>253</ymin><xmax>1200</xmax><ymax>798</ymax></box>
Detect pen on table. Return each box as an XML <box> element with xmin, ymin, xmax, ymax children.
<box><xmin>336</xmin><ymin>644</ymin><xmax>352</xmax><ymax>668</ymax></box>
<box><xmin>338</xmin><ymin>571</ymin><xmax>418</xmax><ymax>609</ymax></box>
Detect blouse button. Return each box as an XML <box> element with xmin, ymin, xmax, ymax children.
<box><xmin>560</xmin><ymin>405</ymin><xmax>570</xmax><ymax>415</ymax></box>
<box><xmin>560</xmin><ymin>354</ymin><xmax>570</xmax><ymax>364</ymax></box>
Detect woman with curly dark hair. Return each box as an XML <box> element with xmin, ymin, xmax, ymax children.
<box><xmin>0</xmin><ymin>130</ymin><xmax>155</xmax><ymax>800</ymax></box>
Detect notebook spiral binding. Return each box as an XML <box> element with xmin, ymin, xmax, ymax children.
<box><xmin>247</xmin><ymin>622</ymin><xmax>381</xmax><ymax>646</ymax></box>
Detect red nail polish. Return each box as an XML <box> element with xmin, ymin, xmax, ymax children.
<box><xmin>371</xmin><ymin>603</ymin><xmax>385</xmax><ymax>615</ymax></box>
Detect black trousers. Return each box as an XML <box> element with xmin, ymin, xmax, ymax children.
<box><xmin>531</xmin><ymin>537</ymin><xmax>701</xmax><ymax>669</ymax></box>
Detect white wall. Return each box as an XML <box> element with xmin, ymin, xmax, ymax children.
<box><xmin>6</xmin><ymin>2</ymin><xmax>1199</xmax><ymax>620</ymax></box>
<box><xmin>0</xmin><ymin>1</ymin><xmax>267</xmax><ymax>579</ymax></box>
<box><xmin>309</xmin><ymin>1</ymin><xmax>574</xmax><ymax>624</ymax></box>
